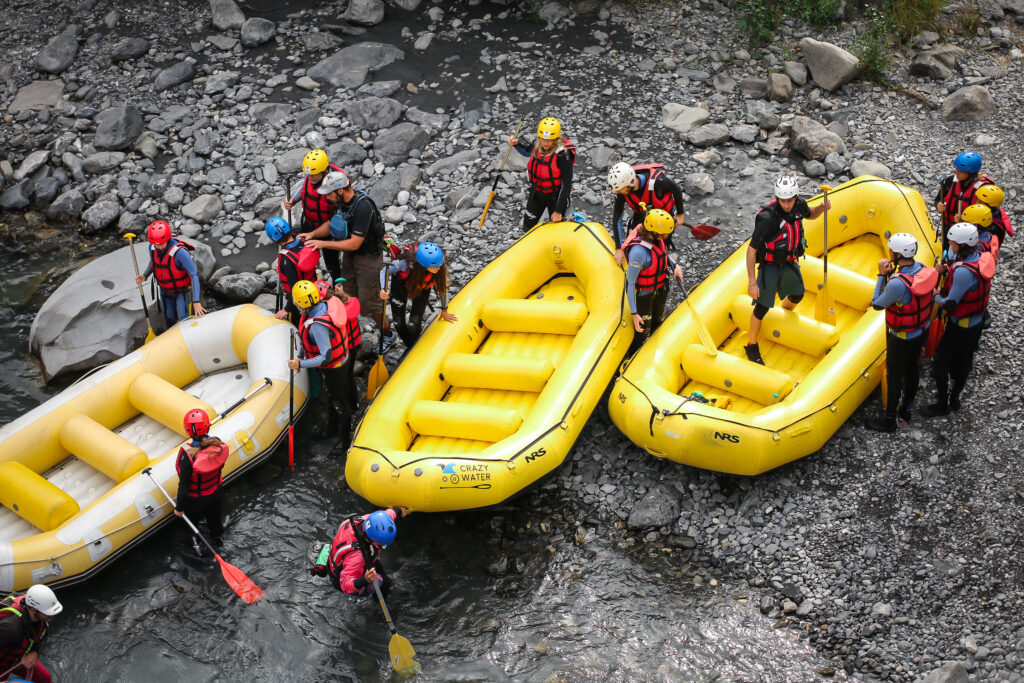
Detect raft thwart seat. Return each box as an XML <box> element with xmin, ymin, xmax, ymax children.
<box><xmin>681</xmin><ymin>344</ymin><xmax>794</xmax><ymax>405</ymax></box>
<box><xmin>128</xmin><ymin>373</ymin><xmax>217</xmax><ymax>436</ymax></box>
<box><xmin>58</xmin><ymin>414</ymin><xmax>149</xmax><ymax>482</ymax></box>
<box><xmin>0</xmin><ymin>462</ymin><xmax>80</xmax><ymax>531</ymax></box>
<box><xmin>441</xmin><ymin>353</ymin><xmax>554</xmax><ymax>393</ymax></box>
<box><xmin>408</xmin><ymin>400</ymin><xmax>523</xmax><ymax>442</ymax></box>
<box><xmin>480</xmin><ymin>299</ymin><xmax>588</xmax><ymax>335</ymax></box>
<box><xmin>728</xmin><ymin>295</ymin><xmax>840</xmax><ymax>357</ymax></box>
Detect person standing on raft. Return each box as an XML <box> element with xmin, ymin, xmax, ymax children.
<box><xmin>607</xmin><ymin>161</ymin><xmax>685</xmax><ymax>263</ymax></box>
<box><xmin>284</xmin><ymin>149</ymin><xmax>344</xmax><ymax>281</ymax></box>
<box><xmin>744</xmin><ymin>176</ymin><xmax>830</xmax><ymax>366</ymax></box>
<box><xmin>175</xmin><ymin>408</ymin><xmax>230</xmax><ymax>556</ymax></box>
<box><xmin>867</xmin><ymin>233</ymin><xmax>937</xmax><ymax>433</ymax></box>
<box><xmin>310</xmin><ymin>508</ymin><xmax>410</xmax><ymax>598</ymax></box>
<box><xmin>508</xmin><ymin>116</ymin><xmax>576</xmax><ymax>231</ymax></box>
<box><xmin>623</xmin><ymin>208</ymin><xmax>684</xmax><ymax>355</ymax></box>
<box><xmin>137</xmin><ymin>219</ymin><xmax>206</xmax><ymax>327</ymax></box>
<box><xmin>920</xmin><ymin>223</ymin><xmax>995</xmax><ymax>417</ymax></box>
<box><xmin>379</xmin><ymin>242</ymin><xmax>457</xmax><ymax>351</ymax></box>
<box><xmin>0</xmin><ymin>584</ymin><xmax>62</xmax><ymax>683</ymax></box>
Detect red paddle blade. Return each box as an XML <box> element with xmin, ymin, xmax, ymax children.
<box><xmin>215</xmin><ymin>554</ymin><xmax>264</xmax><ymax>604</ymax></box>
<box><xmin>288</xmin><ymin>425</ymin><xmax>295</xmax><ymax>472</ymax></box>
<box><xmin>925</xmin><ymin>318</ymin><xmax>943</xmax><ymax>359</ymax></box>
<box><xmin>689</xmin><ymin>223</ymin><xmax>720</xmax><ymax>240</ymax></box>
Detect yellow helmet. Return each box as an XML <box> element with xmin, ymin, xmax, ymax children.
<box><xmin>974</xmin><ymin>184</ymin><xmax>1004</xmax><ymax>208</ymax></box>
<box><xmin>644</xmin><ymin>209</ymin><xmax>675</xmax><ymax>236</ymax></box>
<box><xmin>292</xmin><ymin>280</ymin><xmax>321</xmax><ymax>309</ymax></box>
<box><xmin>961</xmin><ymin>203</ymin><xmax>992</xmax><ymax>228</ymax></box>
<box><xmin>302</xmin><ymin>149</ymin><xmax>329</xmax><ymax>175</ymax></box>
<box><xmin>537</xmin><ymin>117</ymin><xmax>562</xmax><ymax>140</ymax></box>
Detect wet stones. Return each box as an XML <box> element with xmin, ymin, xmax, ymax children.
<box><xmin>941</xmin><ymin>85</ymin><xmax>996</xmax><ymax>121</ymax></box>
<box><xmin>154</xmin><ymin>61</ymin><xmax>196</xmax><ymax>92</ymax></box>
<box><xmin>799</xmin><ymin>37</ymin><xmax>860</xmax><ymax>91</ymax></box>
<box><xmin>308</xmin><ymin>42</ymin><xmax>404</xmax><ymax>89</ymax></box>
<box><xmin>209</xmin><ymin>0</ymin><xmax>246</xmax><ymax>31</ymax></box>
<box><xmin>110</xmin><ymin>37</ymin><xmax>150</xmax><ymax>63</ymax></box>
<box><xmin>35</xmin><ymin>25</ymin><xmax>79</xmax><ymax>75</ymax></box>
<box><xmin>249</xmin><ymin>102</ymin><xmax>293</xmax><ymax>127</ymax></box>
<box><xmin>627</xmin><ymin>487</ymin><xmax>680</xmax><ymax>529</ymax></box>
<box><xmin>344</xmin><ymin>0</ymin><xmax>386</xmax><ymax>26</ymax></box>
<box><xmin>80</xmin><ymin>193</ymin><xmax>122</xmax><ymax>232</ymax></box>
<box><xmin>14</xmin><ymin>151</ymin><xmax>50</xmax><ymax>181</ymax></box>
<box><xmin>46</xmin><ymin>188</ymin><xmax>85</xmax><ymax>221</ymax></box>
<box><xmin>343</xmin><ymin>96</ymin><xmax>402</xmax><ymax>130</ymax></box>
<box><xmin>240</xmin><ymin>18</ymin><xmax>276</xmax><ymax>48</ymax></box>
<box><xmin>213</xmin><ymin>272</ymin><xmax>264</xmax><ymax>302</ymax></box>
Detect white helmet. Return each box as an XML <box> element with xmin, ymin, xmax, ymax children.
<box><xmin>25</xmin><ymin>584</ymin><xmax>62</xmax><ymax>616</ymax></box>
<box><xmin>607</xmin><ymin>162</ymin><xmax>637</xmax><ymax>192</ymax></box>
<box><xmin>947</xmin><ymin>222</ymin><xmax>978</xmax><ymax>247</ymax></box>
<box><xmin>887</xmin><ymin>233</ymin><xmax>918</xmax><ymax>259</ymax></box>
<box><xmin>774</xmin><ymin>175</ymin><xmax>800</xmax><ymax>199</ymax></box>
<box><xmin>317</xmin><ymin>170</ymin><xmax>351</xmax><ymax>195</ymax></box>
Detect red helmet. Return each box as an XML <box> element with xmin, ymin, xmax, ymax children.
<box><xmin>147</xmin><ymin>220</ymin><xmax>172</xmax><ymax>245</ymax></box>
<box><xmin>314</xmin><ymin>280</ymin><xmax>331</xmax><ymax>299</ymax></box>
<box><xmin>183</xmin><ymin>408</ymin><xmax>210</xmax><ymax>438</ymax></box>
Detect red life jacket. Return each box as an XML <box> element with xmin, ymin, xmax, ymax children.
<box><xmin>176</xmin><ymin>442</ymin><xmax>229</xmax><ymax>498</ymax></box>
<box><xmin>343</xmin><ymin>296</ymin><xmax>361</xmax><ymax>349</ymax></box>
<box><xmin>151</xmin><ymin>239</ymin><xmax>195</xmax><ymax>294</ymax></box>
<box><xmin>976</xmin><ymin>232</ymin><xmax>1000</xmax><ymax>261</ymax></box>
<box><xmin>277</xmin><ymin>243</ymin><xmax>321</xmax><ymax>293</ymax></box>
<box><xmin>942</xmin><ymin>253</ymin><xmax>995</xmax><ymax>320</ymax></box>
<box><xmin>623</xmin><ymin>164</ymin><xmax>676</xmax><ymax>215</ymax></box>
<box><xmin>527</xmin><ymin>138</ymin><xmax>576</xmax><ymax>194</ymax></box>
<box><xmin>395</xmin><ymin>245</ymin><xmax>438</xmax><ymax>298</ymax></box>
<box><xmin>940</xmin><ymin>174</ymin><xmax>994</xmax><ymax>226</ymax></box>
<box><xmin>623</xmin><ymin>227</ymin><xmax>668</xmax><ymax>292</ymax></box>
<box><xmin>884</xmin><ymin>265</ymin><xmax>938</xmax><ymax>334</ymax></box>
<box><xmin>299</xmin><ymin>305</ymin><xmax>349</xmax><ymax>368</ymax></box>
<box><xmin>301</xmin><ymin>163</ymin><xmax>343</xmax><ymax>228</ymax></box>
<box><xmin>990</xmin><ymin>207</ymin><xmax>1013</xmax><ymax>240</ymax></box>
<box><xmin>759</xmin><ymin>200</ymin><xmax>804</xmax><ymax>264</ymax></box>
<box><xmin>0</xmin><ymin>595</ymin><xmax>47</xmax><ymax>671</ymax></box>
<box><xmin>327</xmin><ymin>516</ymin><xmax>381</xmax><ymax>593</ymax></box>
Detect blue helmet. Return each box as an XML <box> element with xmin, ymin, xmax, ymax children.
<box><xmin>415</xmin><ymin>242</ymin><xmax>444</xmax><ymax>269</ymax></box>
<box><xmin>264</xmin><ymin>216</ymin><xmax>291</xmax><ymax>242</ymax></box>
<box><xmin>364</xmin><ymin>511</ymin><xmax>397</xmax><ymax>546</ymax></box>
<box><xmin>953</xmin><ymin>151</ymin><xmax>982</xmax><ymax>174</ymax></box>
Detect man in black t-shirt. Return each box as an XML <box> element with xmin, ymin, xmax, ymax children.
<box><xmin>743</xmin><ymin>176</ymin><xmax>830</xmax><ymax>365</ymax></box>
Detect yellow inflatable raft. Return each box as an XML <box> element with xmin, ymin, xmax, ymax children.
<box><xmin>609</xmin><ymin>176</ymin><xmax>939</xmax><ymax>475</ymax></box>
<box><xmin>0</xmin><ymin>304</ymin><xmax>307</xmax><ymax>591</ymax></box>
<box><xmin>347</xmin><ymin>220</ymin><xmax>632</xmax><ymax>511</ymax></box>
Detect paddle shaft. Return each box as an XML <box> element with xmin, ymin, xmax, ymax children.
<box><xmin>373</xmin><ymin>581</ymin><xmax>399</xmax><ymax>635</ymax></box>
<box><xmin>478</xmin><ymin>115</ymin><xmax>526</xmax><ymax>230</ymax></box>
<box><xmin>220</xmin><ymin>377</ymin><xmax>273</xmax><ymax>419</ymax></box>
<box><xmin>288</xmin><ymin>330</ymin><xmax>295</xmax><ymax>472</ymax></box>
<box><xmin>143</xmin><ymin>468</ymin><xmax>220</xmax><ymax>556</ymax></box>
<box><xmin>821</xmin><ymin>187</ymin><xmax>830</xmax><ymax>283</ymax></box>
<box><xmin>378</xmin><ymin>268</ymin><xmax>390</xmax><ymax>357</ymax></box>
<box><xmin>124</xmin><ymin>234</ymin><xmax>156</xmax><ymax>333</ymax></box>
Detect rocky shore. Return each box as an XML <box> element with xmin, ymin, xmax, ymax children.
<box><xmin>1</xmin><ymin>0</ymin><xmax>1022</xmax><ymax>679</ymax></box>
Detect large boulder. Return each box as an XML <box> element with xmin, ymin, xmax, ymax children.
<box><xmin>94</xmin><ymin>106</ymin><xmax>144</xmax><ymax>151</ymax></box>
<box><xmin>210</xmin><ymin>0</ymin><xmax>246</xmax><ymax>30</ymax></box>
<box><xmin>918</xmin><ymin>662</ymin><xmax>968</xmax><ymax>683</ymax></box>
<box><xmin>344</xmin><ymin>0</ymin><xmax>385</xmax><ymax>25</ymax></box>
<box><xmin>308</xmin><ymin>42</ymin><xmax>404</xmax><ymax>89</ymax></box>
<box><xmin>661</xmin><ymin>103</ymin><xmax>709</xmax><ymax>135</ymax></box>
<box><xmin>343</xmin><ymin>96</ymin><xmax>402</xmax><ymax>130</ymax></box>
<box><xmin>326</xmin><ymin>139</ymin><xmax>368</xmax><ymax>167</ymax></box>
<box><xmin>28</xmin><ymin>241</ymin><xmax>215</xmax><ymax>381</ymax></box>
<box><xmin>181</xmin><ymin>194</ymin><xmax>223</xmax><ymax>223</ymax></box>
<box><xmin>850</xmin><ymin>159</ymin><xmax>892</xmax><ymax>179</ymax></box>
<box><xmin>686</xmin><ymin>123</ymin><xmax>730</xmax><ymax>148</ymax></box>
<box><xmin>240</xmin><ymin>18</ymin><xmax>276</xmax><ymax>48</ymax></box>
<box><xmin>46</xmin><ymin>188</ymin><xmax>86</xmax><ymax>221</ymax></box>
<box><xmin>81</xmin><ymin>194</ymin><xmax>122</xmax><ymax>233</ymax></box>
<box><xmin>941</xmin><ymin>85</ymin><xmax>995</xmax><ymax>121</ymax></box>
<box><xmin>799</xmin><ymin>37</ymin><xmax>860</xmax><ymax>91</ymax></box>
<box><xmin>790</xmin><ymin>116</ymin><xmax>845</xmax><ymax>161</ymax></box>
<box><xmin>627</xmin><ymin>488</ymin><xmax>680</xmax><ymax>529</ymax></box>
<box><xmin>373</xmin><ymin>123</ymin><xmax>429</xmax><ymax>166</ymax></box>
<box><xmin>909</xmin><ymin>44</ymin><xmax>964</xmax><ymax>80</ymax></box>
<box><xmin>35</xmin><ymin>27</ymin><xmax>79</xmax><ymax>74</ymax></box>
<box><xmin>213</xmin><ymin>272</ymin><xmax>265</xmax><ymax>302</ymax></box>
<box><xmin>368</xmin><ymin>164</ymin><xmax>422</xmax><ymax>207</ymax></box>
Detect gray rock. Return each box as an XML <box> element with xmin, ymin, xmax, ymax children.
<box><xmin>163</xmin><ymin>186</ymin><xmax>185</xmax><ymax>208</ymax></box>
<box><xmin>730</xmin><ymin>124</ymin><xmax>759</xmax><ymax>144</ymax></box>
<box><xmin>823</xmin><ymin>151</ymin><xmax>846</xmax><ymax>175</ymax></box>
<box><xmin>210</xmin><ymin>0</ymin><xmax>246</xmax><ymax>30</ymax></box>
<box><xmin>538</xmin><ymin>1</ymin><xmax>570</xmax><ymax>28</ymax></box>
<box><xmin>373</xmin><ymin>123</ymin><xmax>429</xmax><ymax>166</ymax></box>
<box><xmin>35</xmin><ymin>27</ymin><xmax>79</xmax><ymax>74</ymax></box>
<box><xmin>368</xmin><ymin>164</ymin><xmax>421</xmax><ymax>206</ymax></box>
<box><xmin>14</xmin><ymin>151</ymin><xmax>51</xmax><ymax>181</ymax></box>
<box><xmin>684</xmin><ymin>172</ymin><xmax>715</xmax><ymax>196</ymax></box>
<box><xmin>308</xmin><ymin>42</ymin><xmax>404</xmax><ymax>89</ymax></box>
<box><xmin>0</xmin><ymin>180</ymin><xmax>33</xmax><ymax>210</ymax></box>
<box><xmin>444</xmin><ymin>186</ymin><xmax>475</xmax><ymax>212</ymax></box>
<box><xmin>790</xmin><ymin>116</ymin><xmax>845</xmax><ymax>161</ymax></box>
<box><xmin>692</xmin><ymin>150</ymin><xmax>721</xmax><ymax>167</ymax></box>
<box><xmin>870</xmin><ymin>601</ymin><xmax>892</xmax><ymax>617</ymax></box>
<box><xmin>711</xmin><ymin>72</ymin><xmax>736</xmax><ymax>93</ymax></box>
<box><xmin>799</xmin><ymin>37</ymin><xmax>860</xmax><ymax>91</ymax></box>
<box><xmin>61</xmin><ymin>153</ymin><xmax>86</xmax><ymax>182</ymax></box>
<box><xmin>326</xmin><ymin>139</ymin><xmax>369</xmax><ymax>166</ymax></box>
<box><xmin>404</xmin><ymin>106</ymin><xmax>449</xmax><ymax>134</ymax></box>
<box><xmin>344</xmin><ymin>96</ymin><xmax>402</xmax><ymax>130</ymax></box>
<box><xmin>686</xmin><ymin>123</ymin><xmax>730</xmax><ymax>148</ymax></box>
<box><xmin>249</xmin><ymin>102</ymin><xmax>293</xmax><ymax>127</ymax></box>
<box><xmin>189</xmin><ymin>240</ymin><xmax>217</xmax><ymax>281</ymax></box>
<box><xmin>909</xmin><ymin>45</ymin><xmax>964</xmax><ymax>80</ymax></box>
<box><xmin>627</xmin><ymin>488</ymin><xmax>680</xmax><ymax>529</ymax></box>
<box><xmin>47</xmin><ymin>188</ymin><xmax>86</xmax><ymax>220</ymax></box>
<box><xmin>739</xmin><ymin>77</ymin><xmax>768</xmax><ymax>99</ymax></box>
<box><xmin>82</xmin><ymin>151</ymin><xmax>126</xmax><ymax>174</ymax></box>
<box><xmin>94</xmin><ymin>106</ymin><xmax>143</xmax><ymax>151</ymax></box>
<box><xmin>390</xmin><ymin>0</ymin><xmax>422</xmax><ymax>9</ymax></box>
<box><xmin>662</xmin><ymin>103</ymin><xmax>709</xmax><ymax>135</ymax></box>
<box><xmin>588</xmin><ymin>145</ymin><xmax>620</xmax><ymax>171</ymax></box>
<box><xmin>240</xmin><ymin>18</ymin><xmax>276</xmax><ymax>48</ymax></box>
<box><xmin>205</xmin><ymin>70</ymin><xmax>239</xmax><ymax>95</ymax></box>
<box><xmin>345</xmin><ymin>0</ymin><xmax>385</xmax><ymax>25</ymax></box>
<box><xmin>33</xmin><ymin>178</ymin><xmax>66</xmax><ymax>207</ymax></box>
<box><xmin>81</xmin><ymin>193</ymin><xmax>122</xmax><ymax>233</ymax></box>
<box><xmin>912</xmin><ymin>31</ymin><xmax>940</xmax><ymax>48</ymax></box>
<box><xmin>796</xmin><ymin>600</ymin><xmax>813</xmax><ymax>616</ymax></box>
<box><xmin>206</xmin><ymin>166</ymin><xmax>237</xmax><ymax>185</ymax></box>
<box><xmin>182</xmin><ymin>194</ymin><xmax>223</xmax><ymax>223</ymax></box>
<box><xmin>300</xmin><ymin>32</ymin><xmax>341</xmax><ymax>51</ymax></box>
<box><xmin>768</xmin><ymin>73</ymin><xmax>793</xmax><ymax>103</ymax></box>
<box><xmin>784</xmin><ymin>61</ymin><xmax>808</xmax><ymax>86</ymax></box>
<box><xmin>110</xmin><ymin>37</ymin><xmax>149</xmax><ymax>62</ymax></box>
<box><xmin>275</xmin><ymin>148</ymin><xmax>308</xmax><ymax>174</ymax></box>
<box><xmin>413</xmin><ymin>32</ymin><xmax>434</xmax><ymax>51</ymax></box>
<box><xmin>941</xmin><ymin>85</ymin><xmax>996</xmax><ymax>121</ymax></box>
<box><xmin>154</xmin><ymin>61</ymin><xmax>196</xmax><ymax>91</ymax></box>
<box><xmin>214</xmin><ymin>272</ymin><xmax>265</xmax><ymax>302</ymax></box>
<box><xmin>804</xmin><ymin>160</ymin><xmax>826</xmax><ymax>177</ymax></box>
<box><xmin>7</xmin><ymin>80</ymin><xmax>65</xmax><ymax>112</ymax></box>
<box><xmin>850</xmin><ymin>159</ymin><xmax>892</xmax><ymax>179</ymax></box>
<box><xmin>918</xmin><ymin>662</ymin><xmax>968</xmax><ymax>683</ymax></box>
<box><xmin>426</xmin><ymin>149</ymin><xmax>481</xmax><ymax>175</ymax></box>
<box><xmin>357</xmin><ymin>80</ymin><xmax>401</xmax><ymax>98</ymax></box>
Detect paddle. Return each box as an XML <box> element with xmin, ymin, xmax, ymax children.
<box><xmin>373</xmin><ymin>581</ymin><xmax>421</xmax><ymax>675</ymax></box>
<box><xmin>674</xmin><ymin>277</ymin><xmax>717</xmax><ymax>356</ymax></box>
<box><xmin>366</xmin><ymin>268</ymin><xmax>391</xmax><ymax>400</ymax></box>
<box><xmin>124</xmin><ymin>233</ymin><xmax>156</xmax><ymax>343</ymax></box>
<box><xmin>143</xmin><ymin>468</ymin><xmax>264</xmax><ymax>604</ymax></box>
<box><xmin>478</xmin><ymin>114</ymin><xmax>527</xmax><ymax>231</ymax></box>
<box><xmin>288</xmin><ymin>329</ymin><xmax>296</xmax><ymax>472</ymax></box>
<box><xmin>683</xmin><ymin>221</ymin><xmax>720</xmax><ymax>241</ymax></box>
<box><xmin>814</xmin><ymin>185</ymin><xmax>836</xmax><ymax>325</ymax></box>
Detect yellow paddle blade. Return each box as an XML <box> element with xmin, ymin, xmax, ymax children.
<box><xmin>366</xmin><ymin>355</ymin><xmax>389</xmax><ymax>400</ymax></box>
<box><xmin>144</xmin><ymin>327</ymin><xmax>156</xmax><ymax>344</ymax></box>
<box><xmin>389</xmin><ymin>634</ymin><xmax>421</xmax><ymax>676</ymax></box>
<box><xmin>814</xmin><ymin>285</ymin><xmax>836</xmax><ymax>325</ymax></box>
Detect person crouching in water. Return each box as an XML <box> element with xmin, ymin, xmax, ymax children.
<box><xmin>288</xmin><ymin>280</ymin><xmax>353</xmax><ymax>457</ymax></box>
<box><xmin>310</xmin><ymin>508</ymin><xmax>410</xmax><ymax>598</ymax></box>
<box><xmin>867</xmin><ymin>233</ymin><xmax>937</xmax><ymax>432</ymax></box>
<box><xmin>623</xmin><ymin>208</ymin><xmax>684</xmax><ymax>356</ymax></box>
<box><xmin>176</xmin><ymin>408</ymin><xmax>230</xmax><ymax>555</ymax></box>
<box><xmin>379</xmin><ymin>241</ymin><xmax>457</xmax><ymax>351</ymax></box>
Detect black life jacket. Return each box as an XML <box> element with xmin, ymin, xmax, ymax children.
<box><xmin>0</xmin><ymin>595</ymin><xmax>47</xmax><ymax>671</ymax></box>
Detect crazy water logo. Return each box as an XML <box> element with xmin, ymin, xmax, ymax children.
<box><xmin>437</xmin><ymin>462</ymin><xmax>492</xmax><ymax>489</ymax></box>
